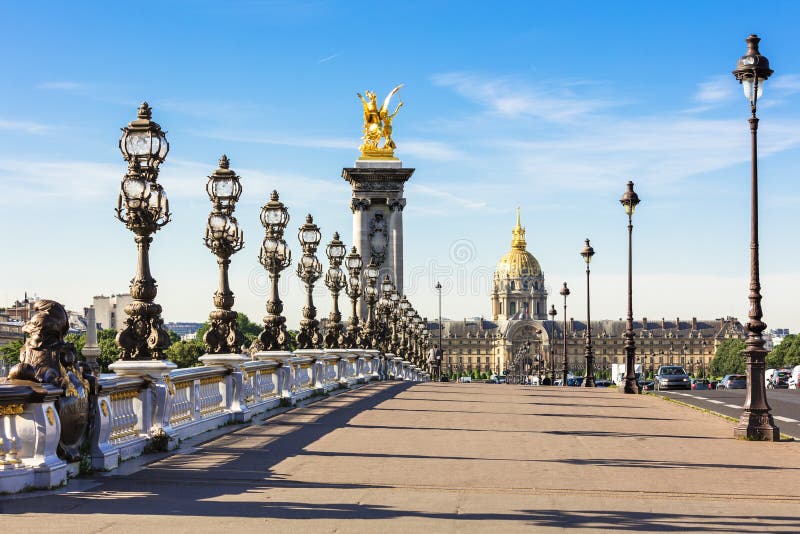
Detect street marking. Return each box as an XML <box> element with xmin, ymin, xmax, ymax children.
<box><xmin>675</xmin><ymin>393</ymin><xmax>693</xmax><ymax>397</ymax></box>
<box><xmin>774</xmin><ymin>416</ymin><xmax>799</xmax><ymax>423</ymax></box>
<box><xmin>706</xmin><ymin>400</ymin><xmax>725</xmax><ymax>404</ymax></box>
<box><xmin>724</xmin><ymin>404</ymin><xmax>741</xmax><ymax>409</ymax></box>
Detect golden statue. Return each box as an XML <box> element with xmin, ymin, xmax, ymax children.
<box><xmin>357</xmin><ymin>84</ymin><xmax>403</xmax><ymax>159</ymax></box>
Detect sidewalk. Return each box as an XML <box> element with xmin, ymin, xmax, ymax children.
<box><xmin>2</xmin><ymin>382</ymin><xmax>799</xmax><ymax>532</ymax></box>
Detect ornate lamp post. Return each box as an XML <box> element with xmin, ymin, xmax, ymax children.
<box><xmin>548</xmin><ymin>304</ymin><xmax>557</xmax><ymax>384</ymax></box>
<box><xmin>324</xmin><ymin>232</ymin><xmax>348</xmax><ymax>349</ymax></box>
<box><xmin>581</xmin><ymin>239</ymin><xmax>596</xmax><ymax>387</ymax></box>
<box><xmin>344</xmin><ymin>247</ymin><xmax>363</xmax><ymax>348</ymax></box>
<box><xmin>113</xmin><ymin>103</ymin><xmax>172</xmax><ymax>363</ymax></box>
<box><xmin>389</xmin><ymin>288</ymin><xmax>400</xmax><ymax>354</ymax></box>
<box><xmin>731</xmin><ymin>34</ymin><xmax>778</xmax><ymax>440</ymax></box>
<box><xmin>361</xmin><ymin>258</ymin><xmax>380</xmax><ymax>348</ymax></box>
<box><xmin>253</xmin><ymin>191</ymin><xmax>291</xmax><ymax>352</ymax></box>
<box><xmin>620</xmin><ymin>180</ymin><xmax>641</xmax><ymax>394</ymax></box>
<box><xmin>398</xmin><ymin>296</ymin><xmax>411</xmax><ymax>359</ymax></box>
<box><xmin>296</xmin><ymin>215</ymin><xmax>323</xmax><ymax>349</ymax></box>
<box><xmin>560</xmin><ymin>282</ymin><xmax>570</xmax><ymax>385</ymax></box>
<box><xmin>202</xmin><ymin>155</ymin><xmax>245</xmax><ymax>354</ymax></box>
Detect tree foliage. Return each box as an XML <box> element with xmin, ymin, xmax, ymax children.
<box><xmin>710</xmin><ymin>338</ymin><xmax>746</xmax><ymax>376</ymax></box>
<box><xmin>766</xmin><ymin>334</ymin><xmax>800</xmax><ymax>369</ymax></box>
<box><xmin>0</xmin><ymin>339</ymin><xmax>24</xmax><ymax>368</ymax></box>
<box><xmin>165</xmin><ymin>339</ymin><xmax>205</xmax><ymax>368</ymax></box>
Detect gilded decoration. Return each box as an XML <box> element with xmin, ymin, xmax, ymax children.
<box><xmin>357</xmin><ymin>84</ymin><xmax>404</xmax><ymax>159</ymax></box>
<box><xmin>0</xmin><ymin>404</ymin><xmax>24</xmax><ymax>416</ymax></box>
<box><xmin>496</xmin><ymin>208</ymin><xmax>542</xmax><ymax>278</ymax></box>
<box><xmin>46</xmin><ymin>406</ymin><xmax>55</xmax><ymax>426</ymax></box>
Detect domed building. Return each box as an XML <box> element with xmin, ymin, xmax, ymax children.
<box><xmin>491</xmin><ymin>209</ymin><xmax>547</xmax><ymax>321</ymax></box>
<box><xmin>431</xmin><ymin>210</ymin><xmax>744</xmax><ymax>380</ymax></box>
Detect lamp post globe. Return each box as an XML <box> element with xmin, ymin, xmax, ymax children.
<box><xmin>620</xmin><ymin>181</ymin><xmax>640</xmax><ymax>394</ymax></box>
<box><xmin>731</xmin><ymin>34</ymin><xmax>779</xmax><ymax>441</ymax></box>
<box><xmin>296</xmin><ymin>214</ymin><xmax>323</xmax><ymax>350</ymax></box>
<box><xmin>119</xmin><ymin>102</ymin><xmax>169</xmax><ymax>179</ymax></box>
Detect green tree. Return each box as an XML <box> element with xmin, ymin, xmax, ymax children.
<box><xmin>165</xmin><ymin>339</ymin><xmax>205</xmax><ymax>368</ymax></box>
<box><xmin>710</xmin><ymin>339</ymin><xmax>746</xmax><ymax>376</ymax></box>
<box><xmin>97</xmin><ymin>329</ymin><xmax>120</xmax><ymax>372</ymax></box>
<box><xmin>65</xmin><ymin>333</ymin><xmax>86</xmax><ymax>356</ymax></box>
<box><xmin>767</xmin><ymin>334</ymin><xmax>800</xmax><ymax>369</ymax></box>
<box><xmin>1</xmin><ymin>339</ymin><xmax>24</xmax><ymax>368</ymax></box>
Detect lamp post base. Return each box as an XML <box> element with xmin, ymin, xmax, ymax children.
<box><xmin>734</xmin><ymin>411</ymin><xmax>780</xmax><ymax>441</ymax></box>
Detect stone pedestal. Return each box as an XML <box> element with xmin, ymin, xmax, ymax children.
<box><xmin>342</xmin><ymin>349</ymin><xmax>364</xmax><ymax>387</ymax></box>
<box><xmin>343</xmin><ymin>162</ymin><xmax>414</xmax><ymax>317</ymax></box>
<box><xmin>109</xmin><ymin>359</ymin><xmax>177</xmax><ymax>380</ymax></box>
<box><xmin>364</xmin><ymin>349</ymin><xmax>381</xmax><ymax>381</ymax></box>
<box><xmin>323</xmin><ymin>350</ymin><xmax>346</xmax><ymax>392</ymax></box>
<box><xmin>293</xmin><ymin>349</ymin><xmax>323</xmax><ymax>400</ymax></box>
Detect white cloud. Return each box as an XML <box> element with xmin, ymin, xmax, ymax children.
<box><xmin>693</xmin><ymin>75</ymin><xmax>733</xmax><ymax>104</ymax></box>
<box><xmin>0</xmin><ymin>119</ymin><xmax>55</xmax><ymax>134</ymax></box>
<box><xmin>770</xmin><ymin>74</ymin><xmax>800</xmax><ymax>95</ymax></box>
<box><xmin>431</xmin><ymin>71</ymin><xmax>614</xmax><ymax>123</ymax></box>
<box><xmin>36</xmin><ymin>81</ymin><xmax>87</xmax><ymax>91</ymax></box>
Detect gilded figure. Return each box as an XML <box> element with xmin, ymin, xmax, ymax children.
<box><xmin>357</xmin><ymin>84</ymin><xmax>404</xmax><ymax>158</ymax></box>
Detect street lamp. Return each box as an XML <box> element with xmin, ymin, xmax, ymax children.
<box><xmin>362</xmin><ymin>258</ymin><xmax>380</xmax><ymax>348</ymax></box>
<box><xmin>254</xmin><ymin>191</ymin><xmax>291</xmax><ymax>351</ymax></box>
<box><xmin>113</xmin><ymin>103</ymin><xmax>172</xmax><ymax>361</ymax></box>
<box><xmin>581</xmin><ymin>239</ymin><xmax>596</xmax><ymax>387</ymax></box>
<box><xmin>436</xmin><ymin>281</ymin><xmax>443</xmax><ymax>373</ymax></box>
<box><xmin>296</xmin><ymin>214</ymin><xmax>323</xmax><ymax>349</ymax></box>
<box><xmin>620</xmin><ymin>180</ymin><xmax>641</xmax><ymax>394</ymax></box>
<box><xmin>202</xmin><ymin>155</ymin><xmax>245</xmax><ymax>354</ymax></box>
<box><xmin>560</xmin><ymin>282</ymin><xmax>570</xmax><ymax>385</ymax></box>
<box><xmin>323</xmin><ymin>232</ymin><xmax>348</xmax><ymax>349</ymax></box>
<box><xmin>731</xmin><ymin>34</ymin><xmax>778</xmax><ymax>441</ymax></box>
<box><xmin>344</xmin><ymin>247</ymin><xmax>363</xmax><ymax>348</ymax></box>
<box><xmin>548</xmin><ymin>304</ymin><xmax>557</xmax><ymax>384</ymax></box>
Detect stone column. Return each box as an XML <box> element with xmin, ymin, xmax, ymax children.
<box><xmin>389</xmin><ymin>198</ymin><xmax>406</xmax><ymax>295</ymax></box>
<box><xmin>82</xmin><ymin>307</ymin><xmax>101</xmax><ymax>373</ymax></box>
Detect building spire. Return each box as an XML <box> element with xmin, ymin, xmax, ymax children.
<box><xmin>511</xmin><ymin>207</ymin><xmax>526</xmax><ymax>250</ymax></box>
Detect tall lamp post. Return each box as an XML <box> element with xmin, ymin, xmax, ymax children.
<box><xmin>560</xmin><ymin>282</ymin><xmax>570</xmax><ymax>385</ymax></box>
<box><xmin>548</xmin><ymin>304</ymin><xmax>557</xmax><ymax>384</ymax></box>
<box><xmin>254</xmin><ymin>191</ymin><xmax>291</xmax><ymax>352</ymax></box>
<box><xmin>323</xmin><ymin>232</ymin><xmax>348</xmax><ymax>349</ymax></box>
<box><xmin>731</xmin><ymin>34</ymin><xmax>778</xmax><ymax>440</ymax></box>
<box><xmin>581</xmin><ymin>239</ymin><xmax>596</xmax><ymax>387</ymax></box>
<box><xmin>361</xmin><ymin>258</ymin><xmax>380</xmax><ymax>348</ymax></box>
<box><xmin>436</xmin><ymin>281</ymin><xmax>443</xmax><ymax>368</ymax></box>
<box><xmin>620</xmin><ymin>181</ymin><xmax>641</xmax><ymax>394</ymax></box>
<box><xmin>202</xmin><ymin>155</ymin><xmax>245</xmax><ymax>354</ymax></box>
<box><xmin>296</xmin><ymin>215</ymin><xmax>323</xmax><ymax>349</ymax></box>
<box><xmin>113</xmin><ymin>103</ymin><xmax>172</xmax><ymax>364</ymax></box>
<box><xmin>344</xmin><ymin>248</ymin><xmax>363</xmax><ymax>348</ymax></box>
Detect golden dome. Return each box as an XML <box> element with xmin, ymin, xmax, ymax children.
<box><xmin>496</xmin><ymin>208</ymin><xmax>542</xmax><ymax>278</ymax></box>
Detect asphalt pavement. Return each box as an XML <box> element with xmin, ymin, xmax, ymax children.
<box><xmin>654</xmin><ymin>387</ymin><xmax>800</xmax><ymax>438</ymax></box>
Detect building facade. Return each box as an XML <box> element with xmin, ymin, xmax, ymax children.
<box><xmin>432</xmin><ymin>214</ymin><xmax>745</xmax><ymax>378</ymax></box>
<box><xmin>93</xmin><ymin>294</ymin><xmax>133</xmax><ymax>330</ymax></box>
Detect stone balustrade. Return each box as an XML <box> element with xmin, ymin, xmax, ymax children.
<box><xmin>0</xmin><ymin>350</ymin><xmax>425</xmax><ymax>493</ymax></box>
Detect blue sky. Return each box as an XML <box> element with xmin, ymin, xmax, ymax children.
<box><xmin>2</xmin><ymin>1</ymin><xmax>799</xmax><ymax>332</ymax></box>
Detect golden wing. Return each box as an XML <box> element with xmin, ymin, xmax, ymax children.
<box><xmin>380</xmin><ymin>84</ymin><xmax>404</xmax><ymax>116</ymax></box>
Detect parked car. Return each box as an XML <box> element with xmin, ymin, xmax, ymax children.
<box><xmin>691</xmin><ymin>378</ymin><xmax>710</xmax><ymax>390</ymax></box>
<box><xmin>553</xmin><ymin>378</ymin><xmax>564</xmax><ymax>386</ymax></box>
<box><xmin>654</xmin><ymin>366</ymin><xmax>691</xmax><ymax>391</ymax></box>
<box><xmin>459</xmin><ymin>376</ymin><xmax>472</xmax><ymax>383</ymax></box>
<box><xmin>717</xmin><ymin>374</ymin><xmax>747</xmax><ymax>389</ymax></box>
<box><xmin>439</xmin><ymin>375</ymin><xmax>450</xmax><ymax>382</ymax></box>
<box><xmin>567</xmin><ymin>377</ymin><xmax>585</xmax><ymax>387</ymax></box>
<box><xmin>498</xmin><ymin>375</ymin><xmax>507</xmax><ymax>384</ymax></box>
<box><xmin>594</xmin><ymin>380</ymin><xmax>612</xmax><ymax>388</ymax></box>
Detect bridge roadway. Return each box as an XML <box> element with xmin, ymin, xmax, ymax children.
<box><xmin>2</xmin><ymin>382</ymin><xmax>800</xmax><ymax>532</ymax></box>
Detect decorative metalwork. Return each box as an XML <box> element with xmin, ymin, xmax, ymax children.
<box><xmin>203</xmin><ymin>155</ymin><xmax>245</xmax><ymax>354</ymax></box>
<box><xmin>357</xmin><ymin>84</ymin><xmax>404</xmax><ymax>159</ymax></box>
<box><xmin>344</xmin><ymin>247</ymin><xmax>363</xmax><ymax>348</ymax></box>
<box><xmin>360</xmin><ymin>258</ymin><xmax>380</xmax><ymax>348</ymax></box>
<box><xmin>620</xmin><ymin>180</ymin><xmax>640</xmax><ymax>394</ymax></box>
<box><xmin>114</xmin><ymin>103</ymin><xmax>172</xmax><ymax>362</ymax></box>
<box><xmin>580</xmin><ymin>239</ymin><xmax>596</xmax><ymax>388</ymax></box>
<box><xmin>252</xmin><ymin>191</ymin><xmax>292</xmax><ymax>352</ymax></box>
<box><xmin>324</xmin><ymin>232</ymin><xmax>348</xmax><ymax>349</ymax></box>
<box><xmin>732</xmin><ymin>35</ymin><xmax>779</xmax><ymax>440</ymax></box>
<box><xmin>296</xmin><ymin>215</ymin><xmax>323</xmax><ymax>349</ymax></box>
